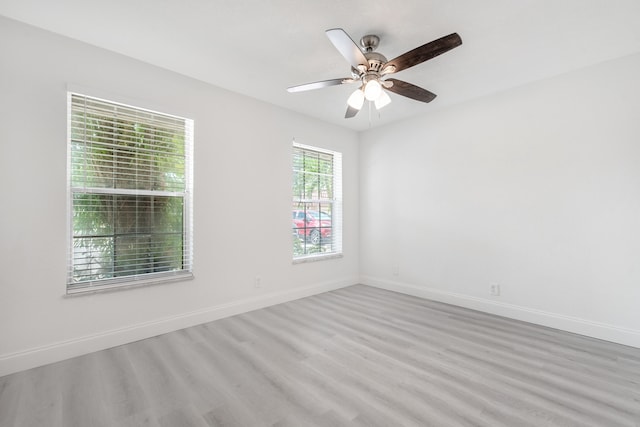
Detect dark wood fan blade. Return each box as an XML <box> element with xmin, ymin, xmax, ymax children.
<box><xmin>384</xmin><ymin>79</ymin><xmax>437</xmax><ymax>103</ymax></box>
<box><xmin>384</xmin><ymin>33</ymin><xmax>462</xmax><ymax>74</ymax></box>
<box><xmin>326</xmin><ymin>28</ymin><xmax>369</xmax><ymax>69</ymax></box>
<box><xmin>345</xmin><ymin>105</ymin><xmax>360</xmax><ymax>118</ymax></box>
<box><xmin>287</xmin><ymin>78</ymin><xmax>353</xmax><ymax>93</ymax></box>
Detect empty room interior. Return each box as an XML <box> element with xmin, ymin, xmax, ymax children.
<box><xmin>1</xmin><ymin>1</ymin><xmax>640</xmax><ymax>426</ymax></box>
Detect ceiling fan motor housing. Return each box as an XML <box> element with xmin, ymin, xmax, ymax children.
<box><xmin>358</xmin><ymin>35</ymin><xmax>387</xmax><ymax>73</ymax></box>
<box><xmin>364</xmin><ymin>51</ymin><xmax>387</xmax><ymax>73</ymax></box>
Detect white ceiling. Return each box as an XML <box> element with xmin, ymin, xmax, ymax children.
<box><xmin>1</xmin><ymin>0</ymin><xmax>640</xmax><ymax>131</ymax></box>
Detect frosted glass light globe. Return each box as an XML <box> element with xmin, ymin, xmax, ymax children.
<box><xmin>347</xmin><ymin>88</ymin><xmax>365</xmax><ymax>109</ymax></box>
<box><xmin>364</xmin><ymin>80</ymin><xmax>382</xmax><ymax>101</ymax></box>
<box><xmin>375</xmin><ymin>91</ymin><xmax>391</xmax><ymax>110</ymax></box>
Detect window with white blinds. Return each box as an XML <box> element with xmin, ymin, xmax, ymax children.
<box><xmin>292</xmin><ymin>143</ymin><xmax>342</xmax><ymax>260</ymax></box>
<box><xmin>67</xmin><ymin>93</ymin><xmax>194</xmax><ymax>293</ymax></box>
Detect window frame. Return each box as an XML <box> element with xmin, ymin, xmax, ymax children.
<box><xmin>66</xmin><ymin>92</ymin><xmax>194</xmax><ymax>294</ymax></box>
<box><xmin>292</xmin><ymin>142</ymin><xmax>343</xmax><ymax>262</ymax></box>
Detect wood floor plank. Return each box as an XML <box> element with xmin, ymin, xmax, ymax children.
<box><xmin>1</xmin><ymin>284</ymin><xmax>640</xmax><ymax>426</ymax></box>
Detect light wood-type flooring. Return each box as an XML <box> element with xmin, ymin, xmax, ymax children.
<box><xmin>1</xmin><ymin>284</ymin><xmax>640</xmax><ymax>426</ymax></box>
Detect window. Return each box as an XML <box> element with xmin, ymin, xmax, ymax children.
<box><xmin>292</xmin><ymin>143</ymin><xmax>342</xmax><ymax>260</ymax></box>
<box><xmin>67</xmin><ymin>93</ymin><xmax>194</xmax><ymax>293</ymax></box>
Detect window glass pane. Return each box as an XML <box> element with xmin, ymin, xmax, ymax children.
<box><xmin>113</xmin><ymin>233</ymin><xmax>183</xmax><ymax>276</ymax></box>
<box><xmin>72</xmin><ymin>193</ymin><xmax>184</xmax><ymax>283</ymax></box>
<box><xmin>292</xmin><ymin>170</ymin><xmax>305</xmax><ymax>200</ymax></box>
<box><xmin>318</xmin><ymin>153</ymin><xmax>333</xmax><ymax>175</ymax></box>
<box><xmin>292</xmin><ymin>148</ymin><xmax>304</xmax><ymax>171</ymax></box>
<box><xmin>73</xmin><ymin>237</ymin><xmax>114</xmax><ymax>282</ymax></box>
<box><xmin>113</xmin><ymin>196</ymin><xmax>183</xmax><ymax>235</ymax></box>
<box><xmin>292</xmin><ymin>201</ymin><xmax>333</xmax><ymax>255</ymax></box>
<box><xmin>73</xmin><ymin>194</ymin><xmax>114</xmax><ymax>236</ymax></box>
<box><xmin>70</xmin><ymin>96</ymin><xmax>186</xmax><ymax>192</ymax></box>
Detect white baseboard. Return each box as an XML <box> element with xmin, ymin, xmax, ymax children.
<box><xmin>0</xmin><ymin>277</ymin><xmax>356</xmax><ymax>377</ymax></box>
<box><xmin>362</xmin><ymin>276</ymin><xmax>640</xmax><ymax>349</ymax></box>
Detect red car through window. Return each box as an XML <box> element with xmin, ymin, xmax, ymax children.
<box><xmin>292</xmin><ymin>210</ymin><xmax>332</xmax><ymax>245</ymax></box>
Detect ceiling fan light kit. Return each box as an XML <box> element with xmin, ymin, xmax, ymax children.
<box><xmin>347</xmin><ymin>88</ymin><xmax>365</xmax><ymax>109</ymax></box>
<box><xmin>287</xmin><ymin>28</ymin><xmax>462</xmax><ymax>119</ymax></box>
<box><xmin>363</xmin><ymin>77</ymin><xmax>382</xmax><ymax>101</ymax></box>
<box><xmin>374</xmin><ymin>90</ymin><xmax>392</xmax><ymax>110</ymax></box>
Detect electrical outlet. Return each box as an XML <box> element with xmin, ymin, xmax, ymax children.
<box><xmin>490</xmin><ymin>283</ymin><xmax>500</xmax><ymax>296</ymax></box>
<box><xmin>392</xmin><ymin>264</ymin><xmax>399</xmax><ymax>276</ymax></box>
<box><xmin>254</xmin><ymin>276</ymin><xmax>262</xmax><ymax>288</ymax></box>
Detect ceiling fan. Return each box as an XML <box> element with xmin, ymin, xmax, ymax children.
<box><xmin>287</xmin><ymin>29</ymin><xmax>462</xmax><ymax>118</ymax></box>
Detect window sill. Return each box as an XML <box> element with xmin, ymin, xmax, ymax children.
<box><xmin>65</xmin><ymin>271</ymin><xmax>194</xmax><ymax>296</ymax></box>
<box><xmin>293</xmin><ymin>253</ymin><xmax>343</xmax><ymax>264</ymax></box>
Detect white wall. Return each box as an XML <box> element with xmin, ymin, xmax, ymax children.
<box><xmin>360</xmin><ymin>52</ymin><xmax>640</xmax><ymax>347</ymax></box>
<box><xmin>0</xmin><ymin>17</ymin><xmax>359</xmax><ymax>375</ymax></box>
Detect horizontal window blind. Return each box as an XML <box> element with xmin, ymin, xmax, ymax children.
<box><xmin>68</xmin><ymin>93</ymin><xmax>194</xmax><ymax>292</ymax></box>
<box><xmin>292</xmin><ymin>143</ymin><xmax>342</xmax><ymax>260</ymax></box>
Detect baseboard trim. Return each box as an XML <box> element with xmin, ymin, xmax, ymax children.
<box><xmin>0</xmin><ymin>277</ymin><xmax>356</xmax><ymax>377</ymax></box>
<box><xmin>361</xmin><ymin>276</ymin><xmax>640</xmax><ymax>349</ymax></box>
